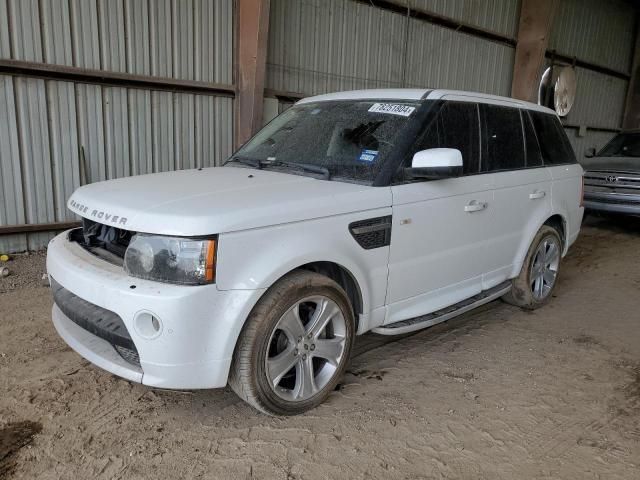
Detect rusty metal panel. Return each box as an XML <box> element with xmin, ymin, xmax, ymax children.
<box><xmin>565</xmin><ymin>128</ymin><xmax>616</xmax><ymax>162</ymax></box>
<box><xmin>103</xmin><ymin>86</ymin><xmax>130</xmax><ymax>179</ymax></box>
<box><xmin>0</xmin><ymin>75</ymin><xmax>27</xmax><ymax>252</ymax></box>
<box><xmin>40</xmin><ymin>0</ymin><xmax>73</xmax><ymax>65</ymax></box>
<box><xmin>561</xmin><ymin>66</ymin><xmax>628</xmax><ymax>130</ymax></box>
<box><xmin>69</xmin><ymin>0</ymin><xmax>101</xmax><ymax>69</ymax></box>
<box><xmin>128</xmin><ymin>89</ymin><xmax>153</xmax><ymax>175</ymax></box>
<box><xmin>98</xmin><ymin>0</ymin><xmax>127</xmax><ymax>73</ymax></box>
<box><xmin>405</xmin><ymin>18</ymin><xmax>514</xmax><ymax>95</ymax></box>
<box><xmin>411</xmin><ymin>0</ymin><xmax>521</xmax><ymax>38</ymax></box>
<box><xmin>46</xmin><ymin>80</ymin><xmax>80</xmax><ymax>221</ymax></box>
<box><xmin>549</xmin><ymin>0</ymin><xmax>635</xmax><ymax>74</ymax></box>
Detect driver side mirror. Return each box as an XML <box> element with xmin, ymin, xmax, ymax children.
<box><xmin>405</xmin><ymin>148</ymin><xmax>463</xmax><ymax>179</ymax></box>
<box><xmin>584</xmin><ymin>147</ymin><xmax>596</xmax><ymax>158</ymax></box>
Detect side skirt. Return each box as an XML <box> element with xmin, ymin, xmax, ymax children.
<box><xmin>372</xmin><ymin>281</ymin><xmax>512</xmax><ymax>336</ymax></box>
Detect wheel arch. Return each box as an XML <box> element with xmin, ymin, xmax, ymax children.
<box><xmin>297</xmin><ymin>261</ymin><xmax>363</xmax><ymax>330</ymax></box>
<box><xmin>510</xmin><ymin>212</ymin><xmax>569</xmax><ymax>278</ymax></box>
<box><xmin>543</xmin><ymin>213</ymin><xmax>568</xmax><ymax>254</ymax></box>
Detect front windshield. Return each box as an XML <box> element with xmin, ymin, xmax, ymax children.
<box><xmin>598</xmin><ymin>133</ymin><xmax>640</xmax><ymax>157</ymax></box>
<box><xmin>229</xmin><ymin>100</ymin><xmax>423</xmax><ymax>184</ymax></box>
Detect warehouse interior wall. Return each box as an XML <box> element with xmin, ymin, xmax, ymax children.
<box><xmin>0</xmin><ymin>0</ymin><xmax>234</xmax><ymax>253</ymax></box>
<box><xmin>1</xmin><ymin>0</ymin><xmax>638</xmax><ymax>253</ymax></box>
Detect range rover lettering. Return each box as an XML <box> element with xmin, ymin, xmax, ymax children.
<box><xmin>47</xmin><ymin>89</ymin><xmax>584</xmax><ymax>415</ymax></box>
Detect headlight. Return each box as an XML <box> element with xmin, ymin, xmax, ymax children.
<box><xmin>124</xmin><ymin>234</ymin><xmax>217</xmax><ymax>285</ymax></box>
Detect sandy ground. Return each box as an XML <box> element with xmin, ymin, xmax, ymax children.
<box><xmin>1</xmin><ymin>215</ymin><xmax>639</xmax><ymax>479</ymax></box>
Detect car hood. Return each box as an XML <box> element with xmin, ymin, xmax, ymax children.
<box><xmin>580</xmin><ymin>156</ymin><xmax>640</xmax><ymax>174</ymax></box>
<box><xmin>67</xmin><ymin>167</ymin><xmax>391</xmax><ymax>236</ymax></box>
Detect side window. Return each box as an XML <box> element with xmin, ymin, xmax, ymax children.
<box><xmin>409</xmin><ymin>101</ymin><xmax>480</xmax><ymax>176</ymax></box>
<box><xmin>528</xmin><ymin>111</ymin><xmax>577</xmax><ymax>165</ymax></box>
<box><xmin>480</xmin><ymin>104</ymin><xmax>525</xmax><ymax>172</ymax></box>
<box><xmin>522</xmin><ymin>111</ymin><xmax>543</xmax><ymax>167</ymax></box>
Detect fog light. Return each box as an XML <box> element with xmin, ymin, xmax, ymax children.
<box><xmin>134</xmin><ymin>311</ymin><xmax>163</xmax><ymax>339</ymax></box>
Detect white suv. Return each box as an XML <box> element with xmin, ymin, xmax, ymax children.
<box><xmin>47</xmin><ymin>89</ymin><xmax>584</xmax><ymax>415</ymax></box>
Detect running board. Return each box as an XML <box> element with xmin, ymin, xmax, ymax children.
<box><xmin>372</xmin><ymin>281</ymin><xmax>512</xmax><ymax>336</ymax></box>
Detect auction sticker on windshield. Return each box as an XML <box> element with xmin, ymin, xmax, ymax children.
<box><xmin>368</xmin><ymin>103</ymin><xmax>416</xmax><ymax>116</ymax></box>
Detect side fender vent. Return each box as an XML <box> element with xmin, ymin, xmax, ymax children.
<box><xmin>349</xmin><ymin>216</ymin><xmax>392</xmax><ymax>250</ymax></box>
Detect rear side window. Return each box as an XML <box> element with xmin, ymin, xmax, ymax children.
<box><xmin>522</xmin><ymin>112</ymin><xmax>543</xmax><ymax>167</ymax></box>
<box><xmin>528</xmin><ymin>111</ymin><xmax>576</xmax><ymax>165</ymax></box>
<box><xmin>410</xmin><ymin>101</ymin><xmax>480</xmax><ymax>175</ymax></box>
<box><xmin>480</xmin><ymin>104</ymin><xmax>525</xmax><ymax>172</ymax></box>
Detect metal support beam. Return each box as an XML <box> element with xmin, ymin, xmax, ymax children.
<box><xmin>623</xmin><ymin>23</ymin><xmax>640</xmax><ymax>130</ymax></box>
<box><xmin>236</xmin><ymin>0</ymin><xmax>270</xmax><ymax>147</ymax></box>
<box><xmin>0</xmin><ymin>221</ymin><xmax>81</xmax><ymax>236</ymax></box>
<box><xmin>511</xmin><ymin>0</ymin><xmax>556</xmax><ymax>102</ymax></box>
<box><xmin>0</xmin><ymin>59</ymin><xmax>235</xmax><ymax>97</ymax></box>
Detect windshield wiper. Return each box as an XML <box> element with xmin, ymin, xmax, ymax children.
<box><xmin>260</xmin><ymin>160</ymin><xmax>331</xmax><ymax>180</ymax></box>
<box><xmin>224</xmin><ymin>156</ymin><xmax>262</xmax><ymax>169</ymax></box>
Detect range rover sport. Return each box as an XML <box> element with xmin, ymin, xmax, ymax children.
<box><xmin>47</xmin><ymin>89</ymin><xmax>584</xmax><ymax>415</ymax></box>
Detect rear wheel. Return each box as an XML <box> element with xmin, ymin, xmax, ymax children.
<box><xmin>502</xmin><ymin>225</ymin><xmax>562</xmax><ymax>309</ymax></box>
<box><xmin>229</xmin><ymin>270</ymin><xmax>355</xmax><ymax>415</ymax></box>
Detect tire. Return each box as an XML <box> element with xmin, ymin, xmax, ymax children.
<box><xmin>228</xmin><ymin>270</ymin><xmax>355</xmax><ymax>416</ymax></box>
<box><xmin>502</xmin><ymin>225</ymin><xmax>563</xmax><ymax>310</ymax></box>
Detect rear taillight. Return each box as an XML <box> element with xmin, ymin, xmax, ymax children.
<box><xmin>580</xmin><ymin>176</ymin><xmax>584</xmax><ymax>208</ymax></box>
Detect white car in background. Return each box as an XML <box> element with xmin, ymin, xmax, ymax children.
<box><xmin>47</xmin><ymin>89</ymin><xmax>584</xmax><ymax>415</ymax></box>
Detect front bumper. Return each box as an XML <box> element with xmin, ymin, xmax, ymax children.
<box><xmin>47</xmin><ymin>231</ymin><xmax>265</xmax><ymax>389</ymax></box>
<box><xmin>584</xmin><ymin>191</ymin><xmax>640</xmax><ymax>215</ymax></box>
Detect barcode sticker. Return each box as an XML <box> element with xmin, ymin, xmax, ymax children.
<box><xmin>368</xmin><ymin>103</ymin><xmax>416</xmax><ymax>117</ymax></box>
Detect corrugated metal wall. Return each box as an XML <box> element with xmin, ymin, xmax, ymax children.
<box><xmin>404</xmin><ymin>17</ymin><xmax>514</xmax><ymax>96</ymax></box>
<box><xmin>549</xmin><ymin>0</ymin><xmax>635</xmax><ymax>75</ymax></box>
<box><xmin>266</xmin><ymin>0</ymin><xmax>518</xmax><ymax>97</ymax></box>
<box><xmin>412</xmin><ymin>0</ymin><xmax>520</xmax><ymax>38</ymax></box>
<box><xmin>548</xmin><ymin>0</ymin><xmax>636</xmax><ymax>161</ymax></box>
<box><xmin>0</xmin><ymin>0</ymin><xmax>234</xmax><ymax>253</ymax></box>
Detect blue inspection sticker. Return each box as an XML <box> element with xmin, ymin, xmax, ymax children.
<box><xmin>358</xmin><ymin>149</ymin><xmax>379</xmax><ymax>163</ymax></box>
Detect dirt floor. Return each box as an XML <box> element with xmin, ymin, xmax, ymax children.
<box><xmin>1</xmin><ymin>215</ymin><xmax>639</xmax><ymax>479</ymax></box>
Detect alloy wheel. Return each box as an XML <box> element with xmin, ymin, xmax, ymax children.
<box><xmin>265</xmin><ymin>296</ymin><xmax>347</xmax><ymax>402</ymax></box>
<box><xmin>530</xmin><ymin>235</ymin><xmax>561</xmax><ymax>300</ymax></box>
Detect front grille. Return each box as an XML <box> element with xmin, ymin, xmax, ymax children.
<box><xmin>584</xmin><ymin>171</ymin><xmax>640</xmax><ymax>190</ymax></box>
<box><xmin>51</xmin><ymin>278</ymin><xmax>141</xmax><ymax>367</ymax></box>
<box><xmin>69</xmin><ymin>219</ymin><xmax>134</xmax><ymax>265</ymax></box>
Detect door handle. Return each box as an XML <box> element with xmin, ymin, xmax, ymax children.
<box><xmin>529</xmin><ymin>191</ymin><xmax>546</xmax><ymax>200</ymax></box>
<box><xmin>464</xmin><ymin>201</ymin><xmax>487</xmax><ymax>213</ymax></box>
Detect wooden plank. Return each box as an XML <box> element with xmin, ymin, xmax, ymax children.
<box><xmin>236</xmin><ymin>0</ymin><xmax>271</xmax><ymax>146</ymax></box>
<box><xmin>511</xmin><ymin>0</ymin><xmax>556</xmax><ymax>102</ymax></box>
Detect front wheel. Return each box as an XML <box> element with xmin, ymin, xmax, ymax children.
<box><xmin>502</xmin><ymin>225</ymin><xmax>562</xmax><ymax>309</ymax></box>
<box><xmin>229</xmin><ymin>271</ymin><xmax>355</xmax><ymax>415</ymax></box>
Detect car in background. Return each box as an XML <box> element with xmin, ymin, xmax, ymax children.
<box><xmin>582</xmin><ymin>131</ymin><xmax>640</xmax><ymax>216</ymax></box>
